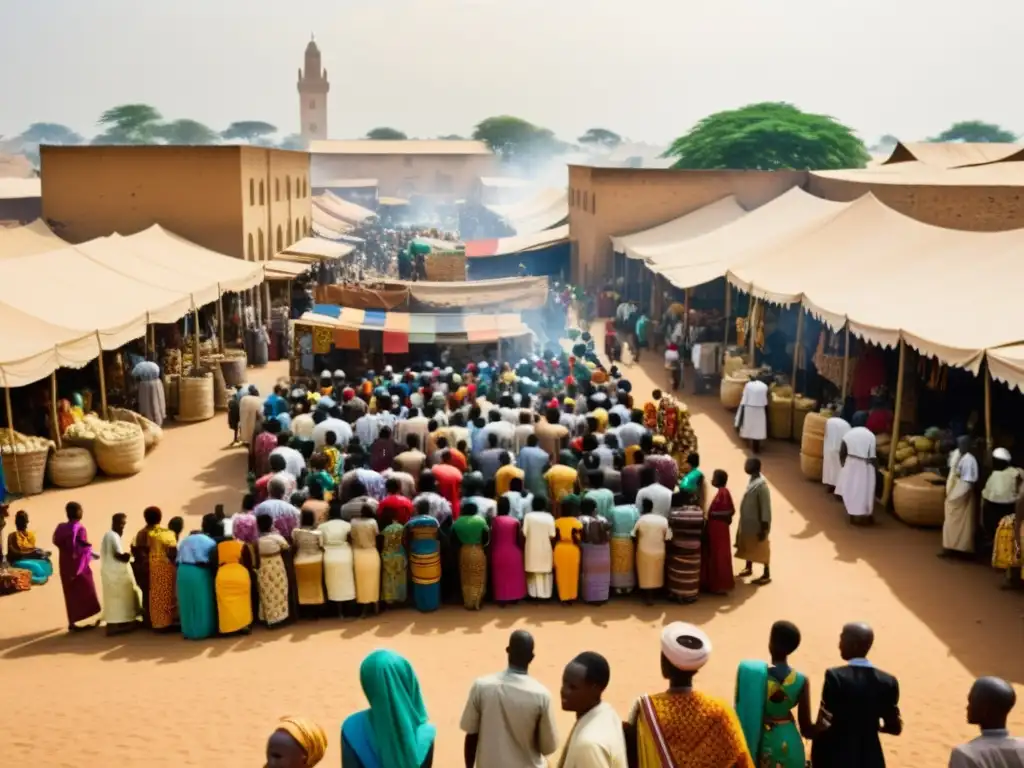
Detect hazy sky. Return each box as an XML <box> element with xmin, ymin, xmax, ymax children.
<box><xmin>2</xmin><ymin>0</ymin><xmax>1021</xmax><ymax>146</ymax></box>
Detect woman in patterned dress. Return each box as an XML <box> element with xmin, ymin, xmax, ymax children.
<box><xmin>380</xmin><ymin>508</ymin><xmax>408</xmax><ymax>606</ymax></box>
<box><xmin>350</xmin><ymin>504</ymin><xmax>381</xmax><ymax>617</ymax></box>
<box><xmin>256</xmin><ymin>513</ymin><xmax>291</xmax><ymax>627</ymax></box>
<box><xmin>292</xmin><ymin>510</ymin><xmax>326</xmax><ymax>614</ymax></box>
<box><xmin>451</xmin><ymin>501</ymin><xmax>489</xmax><ymax>610</ymax></box>
<box><xmin>609</xmin><ymin>502</ymin><xmax>639</xmax><ymax>594</ymax></box>
<box><xmin>405</xmin><ymin>501</ymin><xmax>442</xmax><ymax>612</ymax></box>
<box><xmin>667</xmin><ymin>497</ymin><xmax>704</xmax><ymax>604</ymax></box>
<box><xmin>148</xmin><ymin>516</ymin><xmax>184</xmax><ymax>631</ymax></box>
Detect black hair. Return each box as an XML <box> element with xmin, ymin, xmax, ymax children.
<box><xmin>143</xmin><ymin>506</ymin><xmax>163</xmax><ymax>526</ymax></box>
<box><xmin>527</xmin><ymin>433</ymin><xmax>539</xmax><ymax>447</ymax></box>
<box><xmin>571</xmin><ymin>651</ymin><xmax>611</xmax><ymax>690</ymax></box>
<box><xmin>770</xmin><ymin>620</ymin><xmax>802</xmax><ymax>656</ymax></box>
<box><xmin>256</xmin><ymin>513</ymin><xmax>274</xmax><ymax>533</ymax></box>
<box><xmin>687</xmin><ymin>452</ymin><xmax>700</xmax><ymax>469</ymax></box>
<box><xmin>269</xmin><ymin>453</ymin><xmax>286</xmax><ymax>472</ymax></box>
<box><xmin>712</xmin><ymin>469</ymin><xmax>728</xmax><ymax>488</ymax></box>
<box><xmin>488</xmin><ymin>433</ymin><xmax>499</xmax><ymax>448</ymax></box>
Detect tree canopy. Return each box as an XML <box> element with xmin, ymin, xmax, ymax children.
<box><xmin>365</xmin><ymin>127</ymin><xmax>407</xmax><ymax>140</ymax></box>
<box><xmin>472</xmin><ymin>116</ymin><xmax>565</xmax><ymax>163</ymax></box>
<box><xmin>155</xmin><ymin>119</ymin><xmax>219</xmax><ymax>145</ymax></box>
<box><xmin>96</xmin><ymin>103</ymin><xmax>162</xmax><ymax>144</ymax></box>
<box><xmin>19</xmin><ymin>123</ymin><xmax>83</xmax><ymax>145</ymax></box>
<box><xmin>278</xmin><ymin>133</ymin><xmax>305</xmax><ymax>150</ymax></box>
<box><xmin>578</xmin><ymin>128</ymin><xmax>622</xmax><ymax>148</ymax></box>
<box><xmin>221</xmin><ymin>121</ymin><xmax>278</xmax><ymax>143</ymax></box>
<box><xmin>930</xmin><ymin>121</ymin><xmax>1017</xmax><ymax>143</ymax></box>
<box><xmin>664</xmin><ymin>102</ymin><xmax>870</xmax><ymax>171</ymax></box>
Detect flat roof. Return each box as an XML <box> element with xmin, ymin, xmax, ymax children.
<box><xmin>309</xmin><ymin>139</ymin><xmax>493</xmax><ymax>156</ymax></box>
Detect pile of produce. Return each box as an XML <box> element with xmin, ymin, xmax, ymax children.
<box><xmin>878</xmin><ymin>427</ymin><xmax>952</xmax><ymax>478</ymax></box>
<box><xmin>64</xmin><ymin>414</ymin><xmax>141</xmax><ymax>447</ymax></box>
<box><xmin>0</xmin><ymin>428</ymin><xmax>54</xmax><ymax>455</ymax></box>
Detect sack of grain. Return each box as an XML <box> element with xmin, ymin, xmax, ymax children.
<box><xmin>892</xmin><ymin>473</ymin><xmax>945</xmax><ymax>527</ymax></box>
<box><xmin>107</xmin><ymin>407</ymin><xmax>162</xmax><ymax>452</ymax></box>
<box><xmin>800</xmin><ymin>412</ymin><xmax>828</xmax><ymax>458</ymax></box>
<box><xmin>800</xmin><ymin>452</ymin><xmax>823</xmax><ymax>480</ymax></box>
<box><xmin>768</xmin><ymin>397</ymin><xmax>793</xmax><ymax>440</ymax></box>
<box><xmin>720</xmin><ymin>375</ymin><xmax>748</xmax><ymax>410</ymax></box>
<box><xmin>93</xmin><ymin>424</ymin><xmax>146</xmax><ymax>477</ymax></box>
<box><xmin>49</xmin><ymin>447</ymin><xmax>97</xmax><ymax>488</ymax></box>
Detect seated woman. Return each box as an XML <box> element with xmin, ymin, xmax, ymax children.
<box><xmin>341</xmin><ymin>649</ymin><xmax>435</xmax><ymax>767</ymax></box>
<box><xmin>6</xmin><ymin>510</ymin><xmax>54</xmax><ymax>584</ymax></box>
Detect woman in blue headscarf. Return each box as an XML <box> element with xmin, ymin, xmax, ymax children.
<box><xmin>341</xmin><ymin>649</ymin><xmax>436</xmax><ymax>768</ymax></box>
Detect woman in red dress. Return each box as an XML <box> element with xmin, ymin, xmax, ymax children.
<box><xmin>700</xmin><ymin>469</ymin><xmax>736</xmax><ymax>595</ymax></box>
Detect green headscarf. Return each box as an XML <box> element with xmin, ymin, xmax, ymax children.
<box><xmin>360</xmin><ymin>649</ymin><xmax>435</xmax><ymax>768</ymax></box>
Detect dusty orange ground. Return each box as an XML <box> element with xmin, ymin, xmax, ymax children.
<box><xmin>2</xmin><ymin>355</ymin><xmax>1022</xmax><ymax>767</ymax></box>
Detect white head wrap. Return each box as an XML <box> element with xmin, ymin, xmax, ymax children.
<box><xmin>661</xmin><ymin>622</ymin><xmax>711</xmax><ymax>672</ymax></box>
<box><xmin>333</xmin><ymin>369</ymin><xmax>345</xmax><ymax>378</ymax></box>
<box><xmin>320</xmin><ymin>369</ymin><xmax>332</xmax><ymax>378</ymax></box>
<box><xmin>994</xmin><ymin>447</ymin><xmax>1012</xmax><ymax>461</ymax></box>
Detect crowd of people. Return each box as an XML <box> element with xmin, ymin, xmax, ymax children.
<box><xmin>5</xmin><ymin>354</ymin><xmax>782</xmax><ymax>634</ymax></box>
<box><xmin>259</xmin><ymin>623</ymin><xmax>1022</xmax><ymax>767</ymax></box>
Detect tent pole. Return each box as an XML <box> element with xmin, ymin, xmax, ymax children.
<box><xmin>683</xmin><ymin>287</ymin><xmax>691</xmax><ymax>344</ymax></box>
<box><xmin>148</xmin><ymin>323</ymin><xmax>156</xmax><ymax>361</ymax></box>
<box><xmin>216</xmin><ymin>285</ymin><xmax>225</xmax><ymax>354</ymax></box>
<box><xmin>95</xmin><ymin>331</ymin><xmax>108</xmax><ymax>419</ymax></box>
<box><xmin>790</xmin><ymin>305</ymin><xmax>804</xmax><ymax>438</ymax></box>
<box><xmin>840</xmin><ymin>322</ymin><xmax>851</xmax><ymax>403</ymax></box>
<box><xmin>885</xmin><ymin>338</ymin><xmax>907</xmax><ymax>509</ymax></box>
<box><xmin>748</xmin><ymin>295</ymin><xmax>758</xmax><ymax>364</ymax></box>
<box><xmin>50</xmin><ymin>371</ymin><xmax>62</xmax><ymax>450</ymax></box>
<box><xmin>723</xmin><ymin>281</ymin><xmax>731</xmax><ymax>349</ymax></box>
<box><xmin>192</xmin><ymin>298</ymin><xmax>201</xmax><ymax>372</ymax></box>
<box><xmin>2</xmin><ymin>374</ymin><xmax>22</xmax><ymax>493</ymax></box>
<box><xmin>984</xmin><ymin>358</ymin><xmax>993</xmax><ymax>456</ymax></box>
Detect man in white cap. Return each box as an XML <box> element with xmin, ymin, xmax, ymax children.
<box><xmin>981</xmin><ymin>447</ymin><xmax>1022</xmax><ymax>555</ymax></box>
<box><xmin>623</xmin><ymin>622</ymin><xmax>751</xmax><ymax>767</ymax></box>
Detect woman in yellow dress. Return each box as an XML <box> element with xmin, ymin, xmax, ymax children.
<box><xmin>148</xmin><ymin>516</ymin><xmax>184</xmax><ymax>631</ymax></box>
<box><xmin>215</xmin><ymin>536</ymin><xmax>255</xmax><ymax>635</ymax></box>
<box><xmin>350</xmin><ymin>504</ymin><xmax>381</xmax><ymax>618</ymax></box>
<box><xmin>292</xmin><ymin>509</ymin><xmax>326</xmax><ymax>614</ymax></box>
<box><xmin>554</xmin><ymin>508</ymin><xmax>583</xmax><ymax>604</ymax></box>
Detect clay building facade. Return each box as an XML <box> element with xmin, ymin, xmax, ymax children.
<box><xmin>40</xmin><ymin>145</ymin><xmax>311</xmax><ymax>262</ymax></box>
<box><xmin>568</xmin><ymin>165</ymin><xmax>806</xmax><ymax>286</ymax></box>
<box><xmin>310</xmin><ymin>140</ymin><xmax>497</xmax><ymax>203</ymax></box>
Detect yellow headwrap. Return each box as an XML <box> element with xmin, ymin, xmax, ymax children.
<box><xmin>277</xmin><ymin>716</ymin><xmax>328</xmax><ymax>766</ymax></box>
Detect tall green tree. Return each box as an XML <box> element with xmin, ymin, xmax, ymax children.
<box><xmin>221</xmin><ymin>121</ymin><xmax>278</xmax><ymax>143</ymax></box>
<box><xmin>19</xmin><ymin>122</ymin><xmax>83</xmax><ymax>145</ymax></box>
<box><xmin>155</xmin><ymin>119</ymin><xmax>219</xmax><ymax>145</ymax></box>
<box><xmin>665</xmin><ymin>102</ymin><xmax>870</xmax><ymax>170</ymax></box>
<box><xmin>278</xmin><ymin>133</ymin><xmax>305</xmax><ymax>150</ymax></box>
<box><xmin>97</xmin><ymin>103</ymin><xmax>162</xmax><ymax>144</ymax></box>
<box><xmin>578</xmin><ymin>128</ymin><xmax>622</xmax><ymax>148</ymax></box>
<box><xmin>930</xmin><ymin>121</ymin><xmax>1017</xmax><ymax>143</ymax></box>
<box><xmin>366</xmin><ymin>127</ymin><xmax>407</xmax><ymax>140</ymax></box>
<box><xmin>472</xmin><ymin>116</ymin><xmax>565</xmax><ymax>163</ymax></box>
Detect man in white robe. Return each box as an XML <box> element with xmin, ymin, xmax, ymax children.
<box><xmin>100</xmin><ymin>513</ymin><xmax>141</xmax><ymax>635</ymax></box>
<box><xmin>822</xmin><ymin>416</ymin><xmax>852</xmax><ymax>488</ymax></box>
<box><xmin>942</xmin><ymin>436</ymin><xmax>979</xmax><ymax>556</ymax></box>
<box><xmin>522</xmin><ymin>508</ymin><xmax>556</xmax><ymax>599</ymax></box>
<box><xmin>735</xmin><ymin>378</ymin><xmax>769</xmax><ymax>452</ymax></box>
<box><xmin>834</xmin><ymin>426</ymin><xmax>877</xmax><ymax>523</ymax></box>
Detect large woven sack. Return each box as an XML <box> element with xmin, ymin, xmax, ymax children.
<box><xmin>768</xmin><ymin>398</ymin><xmax>793</xmax><ymax>440</ymax></box>
<box><xmin>0</xmin><ymin>447</ymin><xmax>50</xmax><ymax>495</ymax></box>
<box><xmin>800</xmin><ymin>412</ymin><xmax>828</xmax><ymax>457</ymax></box>
<box><xmin>94</xmin><ymin>425</ymin><xmax>146</xmax><ymax>477</ymax></box>
<box><xmin>220</xmin><ymin>354</ymin><xmax>247</xmax><ymax>387</ymax></box>
<box><xmin>799</xmin><ymin>452</ymin><xmax>823</xmax><ymax>481</ymax></box>
<box><xmin>892</xmin><ymin>473</ymin><xmax>945</xmax><ymax>528</ymax></box>
<box><xmin>178</xmin><ymin>373</ymin><xmax>215</xmax><ymax>423</ymax></box>
<box><xmin>212</xmin><ymin>364</ymin><xmax>229</xmax><ymax>411</ymax></box>
<box><xmin>720</xmin><ymin>375</ymin><xmax>748</xmax><ymax>410</ymax></box>
<box><xmin>49</xmin><ymin>447</ymin><xmax>97</xmax><ymax>488</ymax></box>
<box><xmin>107</xmin><ymin>407</ymin><xmax>162</xmax><ymax>452</ymax></box>
<box><xmin>792</xmin><ymin>397</ymin><xmax>818</xmax><ymax>440</ymax></box>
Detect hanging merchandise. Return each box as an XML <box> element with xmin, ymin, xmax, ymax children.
<box><xmin>736</xmin><ymin>317</ymin><xmax>747</xmax><ymax>348</ymax></box>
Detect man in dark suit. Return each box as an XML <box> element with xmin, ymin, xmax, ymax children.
<box><xmin>810</xmin><ymin>622</ymin><xmax>902</xmax><ymax>767</ymax></box>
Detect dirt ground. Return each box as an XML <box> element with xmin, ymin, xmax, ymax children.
<box><xmin>2</xmin><ymin>354</ymin><xmax>1022</xmax><ymax>768</ymax></box>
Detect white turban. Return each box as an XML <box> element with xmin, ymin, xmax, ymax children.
<box><xmin>661</xmin><ymin>622</ymin><xmax>711</xmax><ymax>672</ymax></box>
<box><xmin>994</xmin><ymin>447</ymin><xmax>1012</xmax><ymax>461</ymax></box>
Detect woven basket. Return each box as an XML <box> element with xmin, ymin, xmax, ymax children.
<box><xmin>0</xmin><ymin>446</ymin><xmax>50</xmax><ymax>495</ymax></box>
<box><xmin>107</xmin><ymin>407</ymin><xmax>162</xmax><ymax>452</ymax></box>
<box><xmin>800</xmin><ymin>412</ymin><xmax>828</xmax><ymax>458</ymax></box>
<box><xmin>49</xmin><ymin>447</ymin><xmax>97</xmax><ymax>488</ymax></box>
<box><xmin>424</xmin><ymin>252</ymin><xmax>466</xmax><ymax>281</ymax></box>
<box><xmin>892</xmin><ymin>473</ymin><xmax>946</xmax><ymax>527</ymax></box>
<box><xmin>799</xmin><ymin>452</ymin><xmax>824</xmax><ymax>481</ymax></box>
<box><xmin>212</xmin><ymin>363</ymin><xmax>229</xmax><ymax>411</ymax></box>
<box><xmin>792</xmin><ymin>398</ymin><xmax>818</xmax><ymax>440</ymax></box>
<box><xmin>164</xmin><ymin>374</ymin><xmax>180</xmax><ymax>418</ymax></box>
<box><xmin>220</xmin><ymin>354</ymin><xmax>247</xmax><ymax>387</ymax></box>
<box><xmin>178</xmin><ymin>373</ymin><xmax>215</xmax><ymax>422</ymax></box>
<box><xmin>768</xmin><ymin>398</ymin><xmax>793</xmax><ymax>440</ymax></box>
<box><xmin>94</xmin><ymin>426</ymin><xmax>146</xmax><ymax>477</ymax></box>
<box><xmin>720</xmin><ymin>375</ymin><xmax>748</xmax><ymax>410</ymax></box>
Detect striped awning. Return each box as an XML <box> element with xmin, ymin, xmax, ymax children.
<box><xmin>298</xmin><ymin>306</ymin><xmax>532</xmax><ymax>344</ymax></box>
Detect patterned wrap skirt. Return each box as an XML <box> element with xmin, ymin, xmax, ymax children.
<box><xmin>993</xmin><ymin>514</ymin><xmax>1022</xmax><ymax>570</ymax></box>
<box><xmin>459</xmin><ymin>543</ymin><xmax>487</xmax><ymax>610</ymax></box>
<box><xmin>610</xmin><ymin>535</ymin><xmax>635</xmax><ymax>591</ymax></box>
<box><xmin>668</xmin><ymin>508</ymin><xmax>705</xmax><ymax>600</ymax></box>
<box><xmin>581</xmin><ymin>542</ymin><xmax>611</xmax><ymax>603</ymax></box>
<box><xmin>257</xmin><ymin>553</ymin><xmax>290</xmax><ymax>626</ymax></box>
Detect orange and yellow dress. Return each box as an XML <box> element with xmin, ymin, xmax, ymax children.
<box><xmin>553</xmin><ymin>517</ymin><xmax>583</xmax><ymax>601</ymax></box>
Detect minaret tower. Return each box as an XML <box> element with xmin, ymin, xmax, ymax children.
<box><xmin>298</xmin><ymin>35</ymin><xmax>329</xmax><ymax>143</ymax></box>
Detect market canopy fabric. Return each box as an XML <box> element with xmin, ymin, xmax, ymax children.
<box><xmin>314</xmin><ymin>178</ymin><xmax>378</xmax><ymax>189</ymax></box>
<box><xmin>646</xmin><ymin>188</ymin><xmax>848</xmax><ymax>289</ymax></box>
<box><xmin>0</xmin><ymin>301</ymin><xmax>101</xmax><ymax>388</ymax></box>
<box><xmin>486</xmin><ymin>187</ymin><xmax>567</xmax><ymax>234</ymax></box>
<box><xmin>266</xmin><ymin>259</ymin><xmax>310</xmax><ymax>280</ymax></box>
<box><xmin>987</xmin><ymin>345</ymin><xmax>1024</xmax><ymax>392</ymax></box>
<box><xmin>280</xmin><ymin>237</ymin><xmax>354</xmax><ymax>260</ymax></box>
<box><xmin>299</xmin><ymin>307</ymin><xmax>532</xmax><ymax>343</ymax></box>
<box><xmin>881</xmin><ymin>141</ymin><xmax>1021</xmax><ymax>168</ymax></box>
<box><xmin>0</xmin><ymin>177</ymin><xmax>41</xmax><ymax>200</ymax></box>
<box><xmin>611</xmin><ymin>196</ymin><xmax>747</xmax><ymax>260</ymax></box>
<box><xmin>396</xmin><ymin>275</ymin><xmax>549</xmax><ymax>310</ymax></box>
<box><xmin>313</xmin><ymin>192</ymin><xmax>376</xmax><ymax>225</ymax></box>
<box><xmin>312</xmin><ymin>208</ymin><xmax>355</xmax><ymax>236</ymax></box>
<box><xmin>725</xmin><ymin>192</ymin><xmax>1024</xmax><ymax>373</ymax></box>
<box><xmin>0</xmin><ymin>218</ymin><xmax>65</xmax><ymax>258</ymax></box>
<box><xmin>465</xmin><ymin>225</ymin><xmax>568</xmax><ymax>259</ymax></box>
